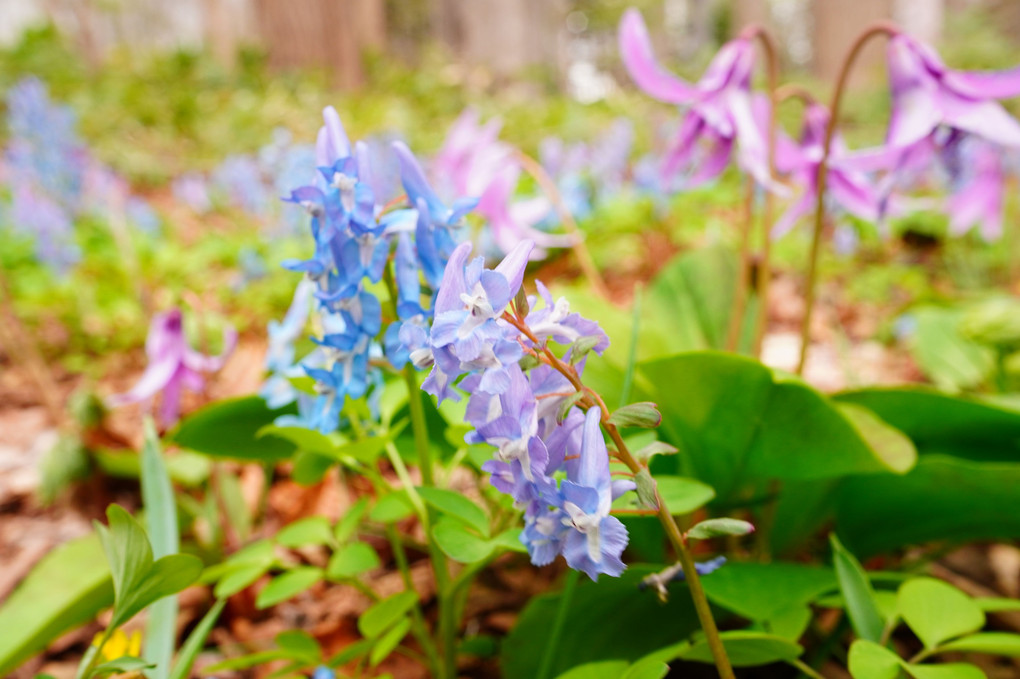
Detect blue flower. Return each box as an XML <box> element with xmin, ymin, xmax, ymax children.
<box><xmin>557</xmin><ymin>407</ymin><xmax>629</xmax><ymax>581</ymax></box>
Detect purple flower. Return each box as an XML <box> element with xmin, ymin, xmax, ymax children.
<box><xmin>772</xmin><ymin>103</ymin><xmax>884</xmax><ymax>237</ymax></box>
<box><xmin>476</xmin><ymin>165</ymin><xmax>571</xmax><ymax>259</ymax></box>
<box><xmin>619</xmin><ymin>9</ymin><xmax>770</xmax><ymax>188</ymax></box>
<box><xmin>431</xmin><ymin>108</ymin><xmax>512</xmax><ymax>200</ymax></box>
<box><xmin>108</xmin><ymin>308</ymin><xmax>236</xmax><ymax>426</ymax></box>
<box><xmin>887</xmin><ymin>34</ymin><xmax>1020</xmax><ymax>151</ymax></box>
<box><xmin>947</xmin><ymin>140</ymin><xmax>1006</xmax><ymax>240</ymax></box>
<box><xmin>558</xmin><ymin>407</ymin><xmax>629</xmax><ymax>581</ymax></box>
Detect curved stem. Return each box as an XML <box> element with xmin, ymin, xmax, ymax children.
<box><xmin>501</xmin><ymin>311</ymin><xmax>735</xmax><ymax>679</ymax></box>
<box><xmin>515</xmin><ymin>150</ymin><xmax>611</xmax><ymax>300</ymax></box>
<box><xmin>747</xmin><ymin>26</ymin><xmax>781</xmax><ymax>358</ymax></box>
<box><xmin>796</xmin><ymin>23</ymin><xmax>899</xmax><ymax>374</ymax></box>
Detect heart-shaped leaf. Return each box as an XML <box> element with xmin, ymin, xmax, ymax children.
<box><xmin>898</xmin><ymin>578</ymin><xmax>985</xmax><ymax>649</ymax></box>
<box><xmin>938</xmin><ymin>633</ymin><xmax>1020</xmax><ymax>657</ymax></box>
<box><xmin>675</xmin><ymin>631</ymin><xmax>803</xmax><ymax>667</ymax></box>
<box><xmin>327</xmin><ymin>543</ymin><xmax>381</xmax><ymax>580</ymax></box>
<box><xmin>848</xmin><ymin>639</ymin><xmax>903</xmax><ymax>679</ymax></box>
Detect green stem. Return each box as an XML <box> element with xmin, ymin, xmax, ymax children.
<box><xmin>503</xmin><ymin>313</ymin><xmax>736</xmax><ymax>679</ymax></box>
<box><xmin>403</xmin><ymin>367</ymin><xmax>435</xmax><ymax>486</ymax></box>
<box><xmin>796</xmin><ymin>22</ymin><xmax>899</xmax><ymax>375</ymax></box>
<box><xmin>536</xmin><ymin>570</ymin><xmax>580</xmax><ymax>679</ymax></box>
<box><xmin>789</xmin><ymin>657</ymin><xmax>828</xmax><ymax>679</ymax></box>
<box><xmin>386</xmin><ymin>524</ymin><xmax>442</xmax><ymax>676</ymax></box>
<box><xmin>76</xmin><ymin>626</ymin><xmax>113</xmax><ymax>679</ymax></box>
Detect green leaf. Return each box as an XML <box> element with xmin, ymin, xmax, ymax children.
<box><xmin>169</xmin><ymin>396</ymin><xmax>297</xmax><ymax>461</ymax></box>
<box><xmin>291</xmin><ymin>450</ymin><xmax>335</xmax><ymax>486</ymax></box>
<box><xmin>213</xmin><ymin>563</ymin><xmax>270</xmax><ymax>598</ymax></box>
<box><xmin>0</xmin><ymin>535</ymin><xmax>113</xmax><ymax>676</ymax></box>
<box><xmin>369</xmin><ymin>492</ymin><xmax>415</xmax><ymax>523</ymax></box>
<box><xmin>275</xmin><ymin>629</ymin><xmax>321</xmax><ymax>661</ymax></box>
<box><xmin>358</xmin><ymin>591</ymin><xmax>418</xmax><ymax>638</ymax></box>
<box><xmin>369</xmin><ymin>618</ymin><xmax>411</xmax><ymax>666</ymax></box>
<box><xmin>833</xmin><ymin>455</ymin><xmax>1020</xmax><ymax>557</ymax></box>
<box><xmin>622</xmin><ymin>657</ymin><xmax>670</xmax><ymax>679</ymax></box>
<box><xmin>651</xmin><ymin>476</ymin><xmax>715</xmax><ymax>514</ymax></box>
<box><xmin>898</xmin><ymin>578</ymin><xmax>985</xmax><ymax>649</ymax></box>
<box><xmin>904</xmin><ymin>305</ymin><xmax>994</xmax><ymax>393</ymax></box>
<box><xmin>276</xmin><ymin>517</ymin><xmax>334</xmax><ymax>548</ymax></box>
<box><xmin>676</xmin><ymin>631</ymin><xmax>803</xmax><ymax>667</ymax></box>
<box><xmin>905</xmin><ymin>663</ymin><xmax>987</xmax><ymax>679</ymax></box>
<box><xmin>835</xmin><ymin>387</ymin><xmax>1020</xmax><ymax>463</ymax></box>
<box><xmin>633</xmin><ymin>470</ymin><xmax>658</xmax><ymax>509</ymax></box>
<box><xmin>831</xmin><ymin>534</ymin><xmax>885</xmax><ymax>643</ymax></box>
<box><xmin>255</xmin><ymin>567</ymin><xmax>323</xmax><ymax>609</ymax></box>
<box><xmin>687</xmin><ymin>518</ymin><xmax>754</xmax><ymax>540</ymax></box>
<box><xmin>632</xmin><ymin>441</ymin><xmax>678</xmax><ymax>463</ymax></box>
<box><xmin>168</xmin><ymin>599</ymin><xmax>226</xmax><ymax>679</ymax></box>
<box><xmin>332</xmin><ymin>437</ymin><xmax>389</xmax><ymax>463</ymax></box>
<box><xmin>257</xmin><ymin>424</ymin><xmax>338</xmax><ymax>456</ymax></box>
<box><xmin>976</xmin><ymin>598</ymin><xmax>1020</xmax><ymax>612</ymax></box>
<box><xmin>417</xmin><ymin>487</ymin><xmax>490</xmax><ymax>537</ymax></box>
<box><xmin>608</xmin><ymin>402</ymin><xmax>662</xmax><ymax>429</ymax></box>
<box><xmin>640</xmin><ymin>352</ymin><xmax>916</xmax><ymax>504</ymax></box>
<box><xmin>502</xmin><ymin>566</ymin><xmax>701</xmax><ymax>679</ymax></box>
<box><xmin>140</xmin><ymin>419</ymin><xmax>180</xmax><ymax>679</ymax></box>
<box><xmin>554</xmin><ymin>661</ymin><xmax>630</xmax><ymax>679</ymax></box>
<box><xmin>848</xmin><ymin>639</ymin><xmax>903</xmax><ymax>679</ymax></box>
<box><xmin>558</xmin><ymin>391</ymin><xmax>585</xmax><ymax>422</ymax></box>
<box><xmin>335</xmin><ymin>498</ymin><xmax>370</xmax><ymax>543</ymax></box>
<box><xmin>326</xmin><ymin>543</ymin><xmax>381</xmax><ymax>580</ymax></box>
<box><xmin>938</xmin><ymin>633</ymin><xmax>1020</xmax><ymax>657</ymax></box>
<box><xmin>432</xmin><ymin>518</ymin><xmax>493</xmax><ymax>563</ymax></box>
<box><xmin>701</xmin><ymin>562</ymin><xmax>836</xmax><ymax>622</ymax></box>
<box><xmin>91</xmin><ymin>656</ymin><xmax>153</xmax><ymax>676</ymax></box>
<box><xmin>113</xmin><ymin>554</ymin><xmax>203</xmax><ymax>629</ymax></box>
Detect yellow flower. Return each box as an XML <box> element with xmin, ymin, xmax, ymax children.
<box><xmin>91</xmin><ymin>628</ymin><xmax>142</xmax><ymax>662</ymax></box>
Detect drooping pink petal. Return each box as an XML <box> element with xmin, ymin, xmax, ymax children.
<box><xmin>184</xmin><ymin>326</ymin><xmax>238</xmax><ymax>372</ymax></box>
<box><xmin>618</xmin><ymin>9</ymin><xmax>696</xmax><ymax>104</ymax></box>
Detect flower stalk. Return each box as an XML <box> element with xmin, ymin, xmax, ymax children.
<box><xmin>797</xmin><ymin>23</ymin><xmax>899</xmax><ymax>375</ymax></box>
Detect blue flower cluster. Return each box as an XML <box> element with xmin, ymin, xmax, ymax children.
<box><xmin>1</xmin><ymin>77</ymin><xmax>159</xmax><ymax>273</ymax></box>
<box><xmin>417</xmin><ymin>239</ymin><xmax>633</xmax><ymax>580</ymax></box>
<box><xmin>264</xmin><ymin>107</ymin><xmax>477</xmax><ymax>433</ymax></box>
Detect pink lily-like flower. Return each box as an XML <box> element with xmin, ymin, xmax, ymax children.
<box><xmin>109</xmin><ymin>308</ymin><xmax>237</xmax><ymax>426</ymax></box>
<box><xmin>431</xmin><ymin>108</ymin><xmax>514</xmax><ymax>201</ymax></box>
<box><xmin>946</xmin><ymin>140</ymin><xmax>1007</xmax><ymax>240</ymax></box>
<box><xmin>773</xmin><ymin>103</ymin><xmax>885</xmax><ymax>237</ymax></box>
<box><xmin>887</xmin><ymin>34</ymin><xmax>1020</xmax><ymax>150</ymax></box>
<box><xmin>618</xmin><ymin>8</ymin><xmax>770</xmax><ymax>188</ymax></box>
<box><xmin>476</xmin><ymin>164</ymin><xmax>574</xmax><ymax>260</ymax></box>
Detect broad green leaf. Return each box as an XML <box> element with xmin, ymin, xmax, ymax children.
<box><xmin>369</xmin><ymin>618</ymin><xmax>411</xmax><ymax>666</ymax></box>
<box><xmin>140</xmin><ymin>420</ymin><xmax>180</xmax><ymax>679</ymax></box>
<box><xmin>831</xmin><ymin>534</ymin><xmax>885</xmax><ymax>643</ymax></box>
<box><xmin>622</xmin><ymin>657</ymin><xmax>670</xmax><ymax>679</ymax></box>
<box><xmin>432</xmin><ymin>519</ymin><xmax>493</xmax><ymax>563</ymax></box>
<box><xmin>326</xmin><ymin>543</ymin><xmax>381</xmax><ymax>580</ymax></box>
<box><xmin>701</xmin><ymin>562</ymin><xmax>836</xmax><ymax>621</ymax></box>
<box><xmin>837</xmin><ymin>403</ymin><xmax>917</xmax><ymax>474</ymax></box>
<box><xmin>257</xmin><ymin>424</ymin><xmax>338</xmax><ymax>456</ymax></box>
<box><xmin>358</xmin><ymin>591</ymin><xmax>419</xmax><ymax>638</ymax></box>
<box><xmin>834</xmin><ymin>456</ymin><xmax>1020</xmax><ymax>557</ymax></box>
<box><xmin>112</xmin><ymin>554</ymin><xmax>203</xmax><ymax>629</ymax></box>
<box><xmin>905</xmin><ymin>663</ymin><xmax>987</xmax><ymax>679</ymax></box>
<box><xmin>677</xmin><ymin>631</ymin><xmax>803</xmax><ymax>667</ymax></box>
<box><xmin>898</xmin><ymin>578</ymin><xmax>984</xmax><ymax>649</ymax></box>
<box><xmin>904</xmin><ymin>305</ymin><xmax>994</xmax><ymax>393</ymax></box>
<box><xmin>649</xmin><ymin>476</ymin><xmax>715</xmax><ymax>515</ymax></box>
<box><xmin>976</xmin><ymin>598</ymin><xmax>1020</xmax><ymax>612</ymax></box>
<box><xmin>276</xmin><ymin>517</ymin><xmax>334</xmax><ymax>548</ymax></box>
<box><xmin>95</xmin><ymin>504</ymin><xmax>153</xmax><ymax>605</ymax></box>
<box><xmin>168</xmin><ymin>599</ymin><xmax>226</xmax><ymax>679</ymax></box>
<box><xmin>255</xmin><ymin>567</ymin><xmax>323</xmax><ymax>609</ymax></box>
<box><xmin>213</xmin><ymin>564</ymin><xmax>270</xmax><ymax>598</ymax></box>
<box><xmin>502</xmin><ymin>566</ymin><xmax>701</xmax><ymax>679</ymax></box>
<box><xmin>489</xmin><ymin>529</ymin><xmax>528</xmax><ymax>553</ymax></box>
<box><xmin>687</xmin><ymin>518</ymin><xmax>755</xmax><ymax>540</ymax></box>
<box><xmin>291</xmin><ymin>450</ymin><xmax>335</xmax><ymax>485</ymax></box>
<box><xmin>554</xmin><ymin>661</ymin><xmax>629</xmax><ymax>679</ymax></box>
<box><xmin>169</xmin><ymin>396</ymin><xmax>297</xmax><ymax>462</ymax></box>
<box><xmin>333</xmin><ymin>437</ymin><xmax>389</xmax><ymax>463</ymax></box>
<box><xmin>640</xmin><ymin>353</ymin><xmax>915</xmax><ymax>504</ymax></box>
<box><xmin>369</xmin><ymin>492</ymin><xmax>415</xmax><ymax>523</ymax></box>
<box><xmin>759</xmin><ymin>605</ymin><xmax>812</xmax><ymax>640</ymax></box>
<box><xmin>939</xmin><ymin>633</ymin><xmax>1020</xmax><ymax>657</ymax></box>
<box><xmin>335</xmin><ymin>498</ymin><xmax>370</xmax><ymax>543</ymax></box>
<box><xmin>0</xmin><ymin>535</ymin><xmax>113</xmax><ymax>676</ymax></box>
<box><xmin>848</xmin><ymin>639</ymin><xmax>903</xmax><ymax>679</ymax></box>
<box><xmin>417</xmin><ymin>487</ymin><xmax>489</xmax><ymax>537</ymax></box>
<box><xmin>275</xmin><ymin>629</ymin><xmax>321</xmax><ymax>660</ymax></box>
<box><xmin>835</xmin><ymin>387</ymin><xmax>1020</xmax><ymax>462</ymax></box>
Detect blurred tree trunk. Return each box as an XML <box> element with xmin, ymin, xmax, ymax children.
<box><xmin>254</xmin><ymin>0</ymin><xmax>386</xmax><ymax>88</ymax></box>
